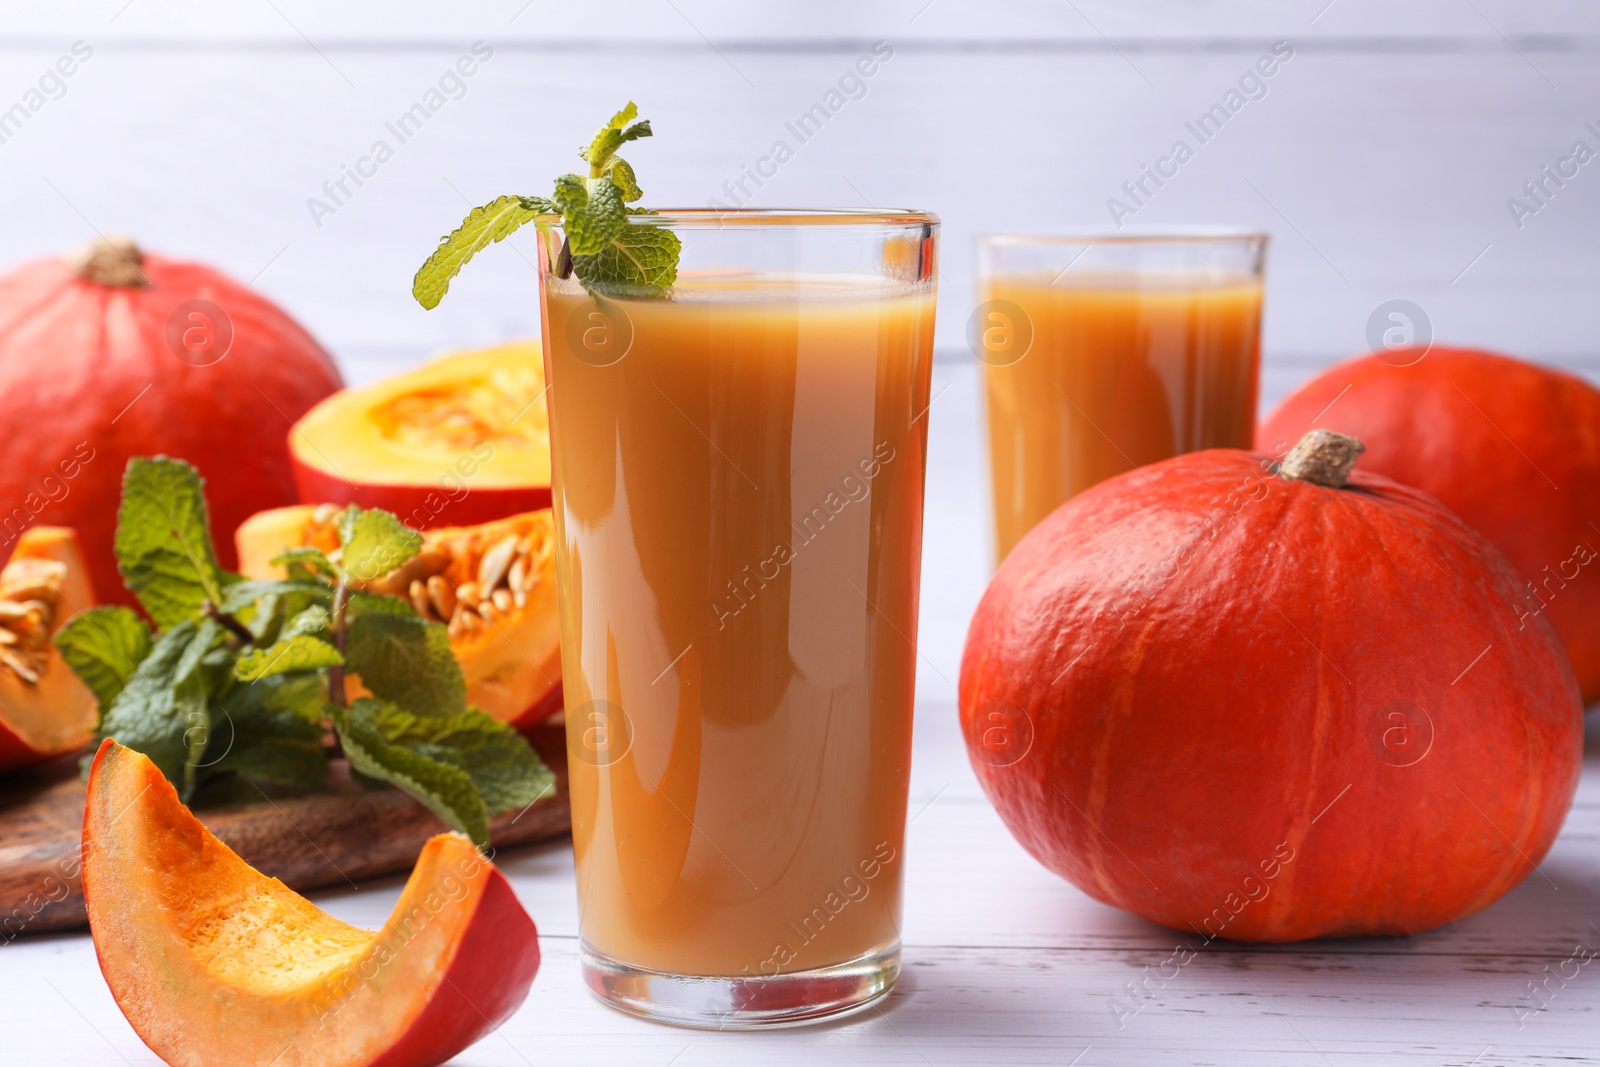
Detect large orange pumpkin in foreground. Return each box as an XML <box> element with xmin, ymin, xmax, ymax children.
<box><xmin>1259</xmin><ymin>346</ymin><xmax>1600</xmax><ymax>703</ymax></box>
<box><xmin>960</xmin><ymin>431</ymin><xmax>1582</xmax><ymax>941</ymax></box>
<box><xmin>0</xmin><ymin>237</ymin><xmax>343</xmax><ymax>604</ymax></box>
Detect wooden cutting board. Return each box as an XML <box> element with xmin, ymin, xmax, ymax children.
<box><xmin>0</xmin><ymin>721</ymin><xmax>570</xmax><ymax>938</ymax></box>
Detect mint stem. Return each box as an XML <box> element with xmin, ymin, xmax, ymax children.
<box><xmin>555</xmin><ymin>238</ymin><xmax>573</xmax><ymax>279</ymax></box>
<box><xmin>327</xmin><ymin>580</ymin><xmax>351</xmax><ymax>709</ymax></box>
<box><xmin>201</xmin><ymin>601</ymin><xmax>255</xmax><ymax>646</ymax></box>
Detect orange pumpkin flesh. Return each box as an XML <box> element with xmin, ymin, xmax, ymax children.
<box><xmin>237</xmin><ymin>505</ymin><xmax>561</xmax><ymax>731</ymax></box>
<box><xmin>0</xmin><ymin>526</ymin><xmax>97</xmax><ymax>771</ymax></box>
<box><xmin>0</xmin><ymin>237</ymin><xmax>343</xmax><ymax>605</ymax></box>
<box><xmin>960</xmin><ymin>432</ymin><xmax>1583</xmax><ymax>941</ymax></box>
<box><xmin>1259</xmin><ymin>346</ymin><xmax>1600</xmax><ymax>703</ymax></box>
<box><xmin>83</xmin><ymin>740</ymin><xmax>540</xmax><ymax>1067</ymax></box>
<box><xmin>290</xmin><ymin>343</ymin><xmax>551</xmax><ymax>530</ymax></box>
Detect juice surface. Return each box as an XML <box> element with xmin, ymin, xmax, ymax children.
<box><xmin>541</xmin><ymin>276</ymin><xmax>935</xmax><ymax>977</ymax></box>
<box><xmin>982</xmin><ymin>272</ymin><xmax>1261</xmax><ymax>561</ymax></box>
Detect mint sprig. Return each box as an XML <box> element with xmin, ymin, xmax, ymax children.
<box><xmin>114</xmin><ymin>457</ymin><xmax>232</xmax><ymax>629</ymax></box>
<box><xmin>56</xmin><ymin>457</ymin><xmax>552</xmax><ymax>846</ymax></box>
<box><xmin>54</xmin><ymin>606</ymin><xmax>151</xmax><ymax>710</ymax></box>
<box><xmin>412</xmin><ymin>100</ymin><xmax>680</xmax><ymax>307</ymax></box>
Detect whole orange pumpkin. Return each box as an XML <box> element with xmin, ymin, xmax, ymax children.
<box><xmin>959</xmin><ymin>431</ymin><xmax>1582</xmax><ymax>941</ymax></box>
<box><xmin>1259</xmin><ymin>346</ymin><xmax>1600</xmax><ymax>703</ymax></box>
<box><xmin>0</xmin><ymin>237</ymin><xmax>343</xmax><ymax>605</ymax></box>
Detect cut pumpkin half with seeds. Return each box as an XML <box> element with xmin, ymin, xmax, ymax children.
<box><xmin>0</xmin><ymin>526</ymin><xmax>98</xmax><ymax>772</ymax></box>
<box><xmin>236</xmin><ymin>505</ymin><xmax>562</xmax><ymax>731</ymax></box>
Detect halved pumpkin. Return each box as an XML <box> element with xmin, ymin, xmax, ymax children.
<box><xmin>236</xmin><ymin>505</ymin><xmax>562</xmax><ymax>731</ymax></box>
<box><xmin>289</xmin><ymin>342</ymin><xmax>552</xmax><ymax>530</ymax></box>
<box><xmin>83</xmin><ymin>740</ymin><xmax>540</xmax><ymax>1067</ymax></box>
<box><xmin>0</xmin><ymin>526</ymin><xmax>97</xmax><ymax>771</ymax></box>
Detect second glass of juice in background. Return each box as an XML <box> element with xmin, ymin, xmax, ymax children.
<box><xmin>975</xmin><ymin>232</ymin><xmax>1266</xmax><ymax>561</ymax></box>
<box><xmin>538</xmin><ymin>209</ymin><xmax>938</xmax><ymax>1027</ymax></box>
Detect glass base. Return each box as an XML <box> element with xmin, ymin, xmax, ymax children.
<box><xmin>581</xmin><ymin>940</ymin><xmax>901</xmax><ymax>1029</ymax></box>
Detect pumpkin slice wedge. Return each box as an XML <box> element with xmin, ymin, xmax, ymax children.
<box><xmin>83</xmin><ymin>740</ymin><xmax>540</xmax><ymax>1067</ymax></box>
<box><xmin>289</xmin><ymin>342</ymin><xmax>551</xmax><ymax>529</ymax></box>
<box><xmin>0</xmin><ymin>526</ymin><xmax>98</xmax><ymax>771</ymax></box>
<box><xmin>236</xmin><ymin>504</ymin><xmax>562</xmax><ymax>730</ymax></box>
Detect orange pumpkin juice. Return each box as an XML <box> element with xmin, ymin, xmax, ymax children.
<box><xmin>982</xmin><ymin>273</ymin><xmax>1262</xmax><ymax>560</ymax></box>
<box><xmin>541</xmin><ymin>276</ymin><xmax>935</xmax><ymax>979</ymax></box>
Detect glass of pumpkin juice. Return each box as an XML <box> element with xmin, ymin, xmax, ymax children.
<box><xmin>537</xmin><ymin>209</ymin><xmax>939</xmax><ymax>1027</ymax></box>
<box><xmin>976</xmin><ymin>232</ymin><xmax>1266</xmax><ymax>562</ymax></box>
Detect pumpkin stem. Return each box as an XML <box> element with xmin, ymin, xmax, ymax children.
<box><xmin>1279</xmin><ymin>429</ymin><xmax>1366</xmax><ymax>488</ymax></box>
<box><xmin>67</xmin><ymin>235</ymin><xmax>147</xmax><ymax>288</ymax></box>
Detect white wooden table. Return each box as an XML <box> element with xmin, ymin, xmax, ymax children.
<box><xmin>4</xmin><ymin>360</ymin><xmax>1599</xmax><ymax>1066</ymax></box>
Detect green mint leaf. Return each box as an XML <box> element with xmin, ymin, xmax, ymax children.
<box><xmin>234</xmin><ymin>634</ymin><xmax>343</xmax><ymax>682</ymax></box>
<box><xmin>259</xmin><ymin>671</ymin><xmax>330</xmax><ymax>724</ymax></box>
<box><xmin>359</xmin><ymin>703</ymin><xmax>555</xmax><ymax>815</ymax></box>
<box><xmin>342</xmin><ymin>608</ymin><xmax>465</xmax><ymax>716</ymax></box>
<box><xmin>219</xmin><ymin>579</ymin><xmax>333</xmax><ymax>615</ymax></box>
<box><xmin>223</xmin><ymin>581</ymin><xmax>332</xmax><ymax>647</ymax></box>
<box><xmin>580</xmin><ymin>101</ymin><xmax>642</xmax><ymax>168</ymax></box>
<box><xmin>337</xmin><ymin>506</ymin><xmax>422</xmax><ymax>584</ymax></box>
<box><xmin>206</xmin><ymin>679</ymin><xmax>328</xmax><ymax>789</ymax></box>
<box><xmin>114</xmin><ymin>458</ymin><xmax>231</xmax><ymax>629</ymax></box>
<box><xmin>573</xmin><ymin>218</ymin><xmax>682</xmax><ymax>298</ymax></box>
<box><xmin>53</xmin><ymin>606</ymin><xmax>152</xmax><ymax>712</ymax></box>
<box><xmin>412</xmin><ymin>194</ymin><xmax>549</xmax><ymax>310</ymax></box>
<box><xmin>173</xmin><ymin>617</ymin><xmax>224</xmax><ymax>797</ymax></box>
<box><xmin>282</xmin><ymin>605</ymin><xmax>332</xmax><ymax>640</ymax></box>
<box><xmin>271</xmin><ymin>547</ymin><xmax>343</xmax><ymax>583</ymax></box>
<box><xmin>243</xmin><ymin>593</ymin><xmax>285</xmax><ymax>645</ymax></box>
<box><xmin>337</xmin><ymin>699</ymin><xmax>489</xmax><ymax>846</ymax></box>
<box><xmin>416</xmin><ymin>103</ymin><xmax>675</xmax><ymax>306</ymax></box>
<box><xmin>97</xmin><ymin>619</ymin><xmax>221</xmax><ymax>795</ymax></box>
<box><xmin>602</xmin><ymin>156</ymin><xmax>643</xmax><ymax>202</ymax></box>
<box><xmin>552</xmin><ymin>174</ymin><xmax>627</xmax><ymax>257</ymax></box>
<box><xmin>347</xmin><ymin>589</ymin><xmax>417</xmax><ymax>617</ymax></box>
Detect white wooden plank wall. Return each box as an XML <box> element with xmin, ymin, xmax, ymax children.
<box><xmin>0</xmin><ymin>0</ymin><xmax>1594</xmax><ymax>392</ymax></box>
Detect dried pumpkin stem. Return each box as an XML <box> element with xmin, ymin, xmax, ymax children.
<box><xmin>1278</xmin><ymin>429</ymin><xmax>1366</xmax><ymax>488</ymax></box>
<box><xmin>67</xmin><ymin>235</ymin><xmax>148</xmax><ymax>288</ymax></box>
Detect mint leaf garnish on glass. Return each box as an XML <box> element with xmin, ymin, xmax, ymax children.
<box><xmin>412</xmin><ymin>100</ymin><xmax>681</xmax><ymax>306</ymax></box>
<box><xmin>58</xmin><ymin>456</ymin><xmax>552</xmax><ymax>845</ymax></box>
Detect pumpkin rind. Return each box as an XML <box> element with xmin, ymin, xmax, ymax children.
<box><xmin>959</xmin><ymin>446</ymin><xmax>1583</xmax><ymax>941</ymax></box>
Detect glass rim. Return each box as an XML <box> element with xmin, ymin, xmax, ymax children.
<box><xmin>540</xmin><ymin>207</ymin><xmax>939</xmax><ymax>229</ymax></box>
<box><xmin>977</xmin><ymin>227</ymin><xmax>1266</xmax><ymax>246</ymax></box>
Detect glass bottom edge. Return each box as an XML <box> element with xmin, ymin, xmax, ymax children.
<box><xmin>580</xmin><ymin>940</ymin><xmax>901</xmax><ymax>1029</ymax></box>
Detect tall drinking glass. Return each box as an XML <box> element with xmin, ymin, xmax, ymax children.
<box><xmin>975</xmin><ymin>232</ymin><xmax>1266</xmax><ymax>562</ymax></box>
<box><xmin>536</xmin><ymin>209</ymin><xmax>939</xmax><ymax>1027</ymax></box>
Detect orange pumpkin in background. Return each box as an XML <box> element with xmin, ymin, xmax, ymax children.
<box><xmin>1259</xmin><ymin>346</ymin><xmax>1600</xmax><ymax>703</ymax></box>
<box><xmin>0</xmin><ymin>237</ymin><xmax>343</xmax><ymax>606</ymax></box>
<box><xmin>959</xmin><ymin>431</ymin><xmax>1582</xmax><ymax>942</ymax></box>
